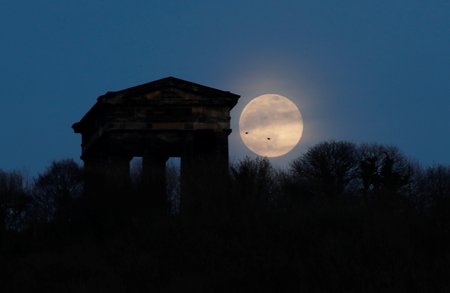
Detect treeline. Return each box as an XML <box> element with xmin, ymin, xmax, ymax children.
<box><xmin>0</xmin><ymin>159</ymin><xmax>83</xmax><ymax>236</ymax></box>
<box><xmin>1</xmin><ymin>141</ymin><xmax>450</xmax><ymax>292</ymax></box>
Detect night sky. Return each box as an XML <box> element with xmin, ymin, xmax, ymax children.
<box><xmin>1</xmin><ymin>1</ymin><xmax>449</xmax><ymax>175</ymax></box>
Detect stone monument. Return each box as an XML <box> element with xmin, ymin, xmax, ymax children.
<box><xmin>73</xmin><ymin>77</ymin><xmax>240</xmax><ymax>214</ymax></box>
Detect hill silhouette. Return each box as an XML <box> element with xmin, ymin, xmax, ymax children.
<box><xmin>1</xmin><ymin>140</ymin><xmax>450</xmax><ymax>292</ymax></box>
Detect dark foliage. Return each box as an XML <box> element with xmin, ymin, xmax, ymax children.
<box><xmin>0</xmin><ymin>170</ymin><xmax>29</xmax><ymax>234</ymax></box>
<box><xmin>291</xmin><ymin>141</ymin><xmax>358</xmax><ymax>198</ymax></box>
<box><xmin>1</xmin><ymin>143</ymin><xmax>450</xmax><ymax>292</ymax></box>
<box><xmin>30</xmin><ymin>159</ymin><xmax>83</xmax><ymax>226</ymax></box>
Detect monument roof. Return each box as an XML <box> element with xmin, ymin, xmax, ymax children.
<box><xmin>101</xmin><ymin>76</ymin><xmax>238</xmax><ymax>99</ymax></box>
<box><xmin>73</xmin><ymin>77</ymin><xmax>240</xmax><ymax>133</ymax></box>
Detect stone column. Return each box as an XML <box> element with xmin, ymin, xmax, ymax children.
<box><xmin>83</xmin><ymin>156</ymin><xmax>108</xmax><ymax>198</ymax></box>
<box><xmin>105</xmin><ymin>156</ymin><xmax>131</xmax><ymax>193</ymax></box>
<box><xmin>83</xmin><ymin>154</ymin><xmax>131</xmax><ymax>230</ymax></box>
<box><xmin>213</xmin><ymin>129</ymin><xmax>231</xmax><ymax>174</ymax></box>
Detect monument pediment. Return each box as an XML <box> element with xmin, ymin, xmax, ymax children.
<box><xmin>73</xmin><ymin>77</ymin><xmax>239</xmax><ymax>133</ymax></box>
<box><xmin>99</xmin><ymin>76</ymin><xmax>238</xmax><ymax>105</ymax></box>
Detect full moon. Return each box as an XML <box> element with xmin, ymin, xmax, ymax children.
<box><xmin>239</xmin><ymin>94</ymin><xmax>303</xmax><ymax>157</ymax></box>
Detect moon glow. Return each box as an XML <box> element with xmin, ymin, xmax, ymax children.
<box><xmin>239</xmin><ymin>94</ymin><xmax>303</xmax><ymax>157</ymax></box>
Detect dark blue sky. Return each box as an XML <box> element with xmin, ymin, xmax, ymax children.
<box><xmin>1</xmin><ymin>0</ymin><xmax>449</xmax><ymax>175</ymax></box>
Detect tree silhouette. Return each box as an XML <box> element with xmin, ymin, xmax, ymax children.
<box><xmin>291</xmin><ymin>141</ymin><xmax>359</xmax><ymax>198</ymax></box>
<box><xmin>357</xmin><ymin>144</ymin><xmax>414</xmax><ymax>203</ymax></box>
<box><xmin>166</xmin><ymin>160</ymin><xmax>181</xmax><ymax>214</ymax></box>
<box><xmin>417</xmin><ymin>164</ymin><xmax>450</xmax><ymax>219</ymax></box>
<box><xmin>231</xmin><ymin>157</ymin><xmax>274</xmax><ymax>203</ymax></box>
<box><xmin>30</xmin><ymin>159</ymin><xmax>83</xmax><ymax>226</ymax></box>
<box><xmin>0</xmin><ymin>170</ymin><xmax>28</xmax><ymax>233</ymax></box>
<box><xmin>2</xmin><ymin>141</ymin><xmax>450</xmax><ymax>292</ymax></box>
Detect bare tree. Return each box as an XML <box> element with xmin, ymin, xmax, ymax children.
<box><xmin>0</xmin><ymin>170</ymin><xmax>29</xmax><ymax>233</ymax></box>
<box><xmin>230</xmin><ymin>156</ymin><xmax>276</xmax><ymax>213</ymax></box>
<box><xmin>416</xmin><ymin>164</ymin><xmax>450</xmax><ymax>213</ymax></box>
<box><xmin>290</xmin><ymin>141</ymin><xmax>359</xmax><ymax>198</ymax></box>
<box><xmin>166</xmin><ymin>159</ymin><xmax>181</xmax><ymax>214</ymax></box>
<box><xmin>31</xmin><ymin>159</ymin><xmax>83</xmax><ymax>224</ymax></box>
<box><xmin>357</xmin><ymin>144</ymin><xmax>413</xmax><ymax>198</ymax></box>
<box><xmin>130</xmin><ymin>157</ymin><xmax>143</xmax><ymax>192</ymax></box>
